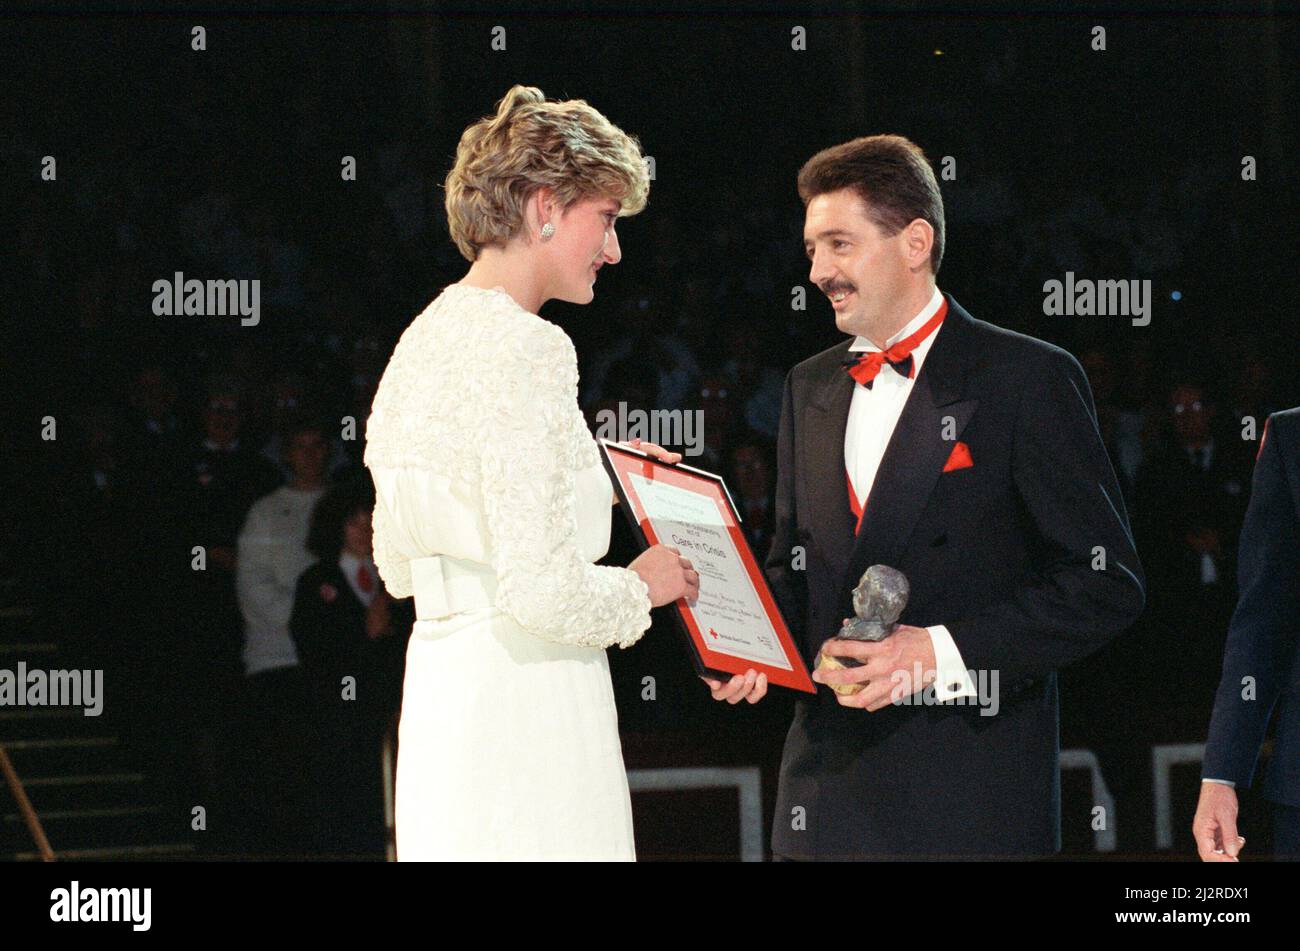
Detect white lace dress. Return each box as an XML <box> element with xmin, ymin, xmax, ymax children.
<box><xmin>364</xmin><ymin>283</ymin><xmax>653</xmax><ymax>861</ymax></box>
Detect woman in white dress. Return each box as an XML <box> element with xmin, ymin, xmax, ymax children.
<box><xmin>363</xmin><ymin>85</ymin><xmax>699</xmax><ymax>860</ymax></box>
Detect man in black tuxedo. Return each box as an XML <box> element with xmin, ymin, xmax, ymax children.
<box><xmin>1195</xmin><ymin>407</ymin><xmax>1300</xmax><ymax>862</ymax></box>
<box><xmin>704</xmin><ymin>135</ymin><xmax>1145</xmax><ymax>859</ymax></box>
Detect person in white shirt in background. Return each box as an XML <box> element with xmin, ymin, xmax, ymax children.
<box><xmin>237</xmin><ymin>416</ymin><xmax>332</xmax><ymax>677</ymax></box>
<box><xmin>231</xmin><ymin>414</ymin><xmax>331</xmax><ymax>853</ymax></box>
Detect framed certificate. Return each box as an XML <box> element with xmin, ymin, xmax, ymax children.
<box><xmin>599</xmin><ymin>440</ymin><xmax>815</xmax><ymax>694</ymax></box>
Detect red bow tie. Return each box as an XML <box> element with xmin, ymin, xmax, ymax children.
<box><xmin>841</xmin><ymin>297</ymin><xmax>948</xmax><ymax>389</ymax></box>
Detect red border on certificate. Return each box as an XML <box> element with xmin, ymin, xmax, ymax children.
<box><xmin>600</xmin><ymin>441</ymin><xmax>815</xmax><ymax>694</ymax></box>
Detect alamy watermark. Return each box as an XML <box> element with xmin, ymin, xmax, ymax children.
<box><xmin>594</xmin><ymin>401</ymin><xmax>704</xmax><ymax>457</ymax></box>
<box><xmin>0</xmin><ymin>662</ymin><xmax>103</xmax><ymax>716</ymax></box>
<box><xmin>50</xmin><ymin>881</ymin><xmax>150</xmax><ymax>931</ymax></box>
<box><xmin>152</xmin><ymin>272</ymin><xmax>260</xmax><ymax>326</ymax></box>
<box><xmin>1042</xmin><ymin>271</ymin><xmax>1151</xmax><ymax>326</ymax></box>
<box><xmin>888</xmin><ymin>663</ymin><xmax>1001</xmax><ymax>716</ymax></box>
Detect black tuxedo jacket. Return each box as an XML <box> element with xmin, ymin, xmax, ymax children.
<box><xmin>765</xmin><ymin>293</ymin><xmax>1145</xmax><ymax>859</ymax></box>
<box><xmin>1202</xmin><ymin>407</ymin><xmax>1300</xmax><ymax>805</ymax></box>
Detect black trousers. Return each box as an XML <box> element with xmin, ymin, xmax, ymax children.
<box><xmin>228</xmin><ymin>665</ymin><xmax>314</xmax><ymax>855</ymax></box>
<box><xmin>1273</xmin><ymin>802</ymin><xmax>1300</xmax><ymax>861</ymax></box>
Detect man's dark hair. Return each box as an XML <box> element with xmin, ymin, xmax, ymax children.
<box><xmin>306</xmin><ymin>476</ymin><xmax>376</xmax><ymax>563</ymax></box>
<box><xmin>283</xmin><ymin>410</ymin><xmax>331</xmax><ymax>445</ymax></box>
<box><xmin>797</xmin><ymin>134</ymin><xmax>945</xmax><ymax>276</ymax></box>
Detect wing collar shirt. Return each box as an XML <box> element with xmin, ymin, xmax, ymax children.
<box><xmin>844</xmin><ymin>286</ymin><xmax>977</xmax><ymax>700</ymax></box>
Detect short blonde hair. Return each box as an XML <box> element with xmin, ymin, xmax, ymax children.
<box><xmin>444</xmin><ymin>85</ymin><xmax>650</xmax><ymax>262</ymax></box>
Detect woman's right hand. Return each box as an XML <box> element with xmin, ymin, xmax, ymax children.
<box><xmin>702</xmin><ymin>669</ymin><xmax>768</xmax><ymax>704</ymax></box>
<box><xmin>629</xmin><ymin>544</ymin><xmax>700</xmax><ymax>607</ymax></box>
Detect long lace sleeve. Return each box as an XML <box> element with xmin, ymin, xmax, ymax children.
<box><xmin>371</xmin><ymin>494</ymin><xmax>413</xmax><ymax>599</ymax></box>
<box><xmin>479</xmin><ymin>324</ymin><xmax>652</xmax><ymax>649</ymax></box>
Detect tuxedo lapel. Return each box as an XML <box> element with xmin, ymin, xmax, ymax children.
<box><xmin>840</xmin><ymin>295</ymin><xmax>980</xmax><ymax>597</ymax></box>
<box><xmin>804</xmin><ymin>341</ymin><xmax>857</xmax><ymax>582</ymax></box>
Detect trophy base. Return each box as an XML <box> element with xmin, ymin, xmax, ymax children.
<box><xmin>816</xmin><ymin>652</ymin><xmax>866</xmax><ymax>696</ymax></box>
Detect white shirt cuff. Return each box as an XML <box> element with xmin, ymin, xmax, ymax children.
<box><xmin>927</xmin><ymin>624</ymin><xmax>977</xmax><ymax>700</ymax></box>
<box><xmin>1202</xmin><ymin>778</ymin><xmax>1237</xmax><ymax>788</ymax></box>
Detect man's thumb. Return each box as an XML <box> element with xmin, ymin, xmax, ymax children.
<box><xmin>1222</xmin><ymin>818</ymin><xmax>1242</xmax><ymax>858</ymax></box>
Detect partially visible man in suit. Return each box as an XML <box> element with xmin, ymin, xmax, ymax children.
<box><xmin>704</xmin><ymin>134</ymin><xmax>1145</xmax><ymax>859</ymax></box>
<box><xmin>1132</xmin><ymin>382</ymin><xmax>1256</xmax><ymax>746</ymax></box>
<box><xmin>1195</xmin><ymin>407</ymin><xmax>1300</xmax><ymax>862</ymax></box>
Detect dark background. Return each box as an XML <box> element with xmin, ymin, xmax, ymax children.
<box><xmin>3</xmin><ymin>2</ymin><xmax>1297</xmax><ymax>860</ymax></box>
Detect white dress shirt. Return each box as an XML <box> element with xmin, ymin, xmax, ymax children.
<box><xmin>339</xmin><ymin>549</ymin><xmax>379</xmax><ymax>607</ymax></box>
<box><xmin>844</xmin><ymin>286</ymin><xmax>977</xmax><ymax>701</ymax></box>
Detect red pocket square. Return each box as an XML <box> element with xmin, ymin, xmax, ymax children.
<box><xmin>942</xmin><ymin>441</ymin><xmax>973</xmax><ymax>473</ymax></box>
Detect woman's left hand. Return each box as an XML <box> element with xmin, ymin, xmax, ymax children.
<box><xmin>626</xmin><ymin>437</ymin><xmax>683</xmax><ymax>465</ymax></box>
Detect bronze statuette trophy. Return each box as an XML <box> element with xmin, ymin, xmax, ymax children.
<box><xmin>816</xmin><ymin>564</ymin><xmax>910</xmax><ymax>697</ymax></box>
